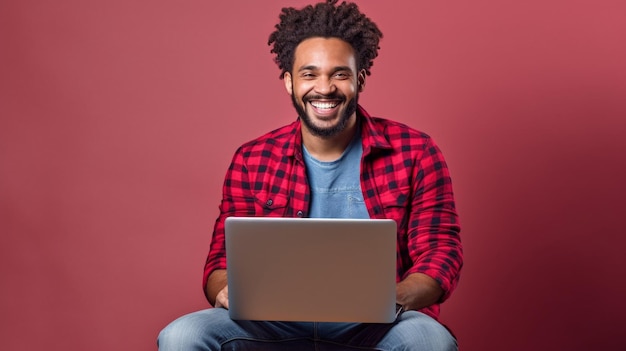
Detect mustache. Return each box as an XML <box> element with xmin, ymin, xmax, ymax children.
<box><xmin>302</xmin><ymin>93</ymin><xmax>346</xmax><ymax>102</ymax></box>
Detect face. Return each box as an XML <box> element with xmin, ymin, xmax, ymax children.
<box><xmin>284</xmin><ymin>37</ymin><xmax>365</xmax><ymax>138</ymax></box>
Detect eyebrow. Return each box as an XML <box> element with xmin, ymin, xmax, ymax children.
<box><xmin>297</xmin><ymin>65</ymin><xmax>353</xmax><ymax>73</ymax></box>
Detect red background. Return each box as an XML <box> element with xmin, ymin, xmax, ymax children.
<box><xmin>1</xmin><ymin>1</ymin><xmax>625</xmax><ymax>350</ymax></box>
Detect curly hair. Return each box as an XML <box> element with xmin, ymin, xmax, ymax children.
<box><xmin>268</xmin><ymin>0</ymin><xmax>383</xmax><ymax>79</ymax></box>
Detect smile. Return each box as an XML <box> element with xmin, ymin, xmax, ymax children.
<box><xmin>309</xmin><ymin>101</ymin><xmax>340</xmax><ymax>110</ymax></box>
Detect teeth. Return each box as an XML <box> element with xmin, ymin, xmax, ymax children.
<box><xmin>310</xmin><ymin>101</ymin><xmax>339</xmax><ymax>109</ymax></box>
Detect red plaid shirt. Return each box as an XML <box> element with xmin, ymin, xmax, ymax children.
<box><xmin>203</xmin><ymin>105</ymin><xmax>462</xmax><ymax>319</ymax></box>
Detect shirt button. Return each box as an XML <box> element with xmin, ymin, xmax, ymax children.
<box><xmin>266</xmin><ymin>199</ymin><xmax>273</xmax><ymax>207</ymax></box>
<box><xmin>296</xmin><ymin>211</ymin><xmax>304</xmax><ymax>217</ymax></box>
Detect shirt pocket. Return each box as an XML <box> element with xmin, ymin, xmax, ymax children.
<box><xmin>379</xmin><ymin>186</ymin><xmax>411</xmax><ymax>208</ymax></box>
<box><xmin>378</xmin><ymin>186</ymin><xmax>411</xmax><ymax>222</ymax></box>
<box><xmin>253</xmin><ymin>191</ymin><xmax>289</xmax><ymax>217</ymax></box>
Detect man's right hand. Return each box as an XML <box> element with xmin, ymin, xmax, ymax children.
<box><xmin>214</xmin><ymin>285</ymin><xmax>229</xmax><ymax>309</ymax></box>
<box><xmin>206</xmin><ymin>269</ymin><xmax>229</xmax><ymax>308</ymax></box>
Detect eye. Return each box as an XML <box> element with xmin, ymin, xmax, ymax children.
<box><xmin>301</xmin><ymin>72</ymin><xmax>316</xmax><ymax>79</ymax></box>
<box><xmin>333</xmin><ymin>72</ymin><xmax>349</xmax><ymax>79</ymax></box>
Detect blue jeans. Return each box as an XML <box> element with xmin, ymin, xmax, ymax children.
<box><xmin>157</xmin><ymin>308</ymin><xmax>457</xmax><ymax>351</ymax></box>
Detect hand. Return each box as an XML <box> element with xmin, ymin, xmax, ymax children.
<box><xmin>396</xmin><ymin>273</ymin><xmax>443</xmax><ymax>311</ymax></box>
<box><xmin>214</xmin><ymin>285</ymin><xmax>229</xmax><ymax>309</ymax></box>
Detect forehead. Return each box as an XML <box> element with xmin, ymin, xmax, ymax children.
<box><xmin>293</xmin><ymin>37</ymin><xmax>357</xmax><ymax>70</ymax></box>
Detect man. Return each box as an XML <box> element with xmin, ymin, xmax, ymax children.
<box><xmin>158</xmin><ymin>1</ymin><xmax>463</xmax><ymax>350</ymax></box>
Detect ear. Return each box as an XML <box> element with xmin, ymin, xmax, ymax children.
<box><xmin>357</xmin><ymin>69</ymin><xmax>366</xmax><ymax>92</ymax></box>
<box><xmin>283</xmin><ymin>71</ymin><xmax>293</xmax><ymax>95</ymax></box>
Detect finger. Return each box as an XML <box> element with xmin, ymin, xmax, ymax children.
<box><xmin>215</xmin><ymin>286</ymin><xmax>229</xmax><ymax>309</ymax></box>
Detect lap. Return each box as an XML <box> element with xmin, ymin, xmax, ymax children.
<box><xmin>158</xmin><ymin>308</ymin><xmax>457</xmax><ymax>351</ymax></box>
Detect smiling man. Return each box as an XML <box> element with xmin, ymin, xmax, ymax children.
<box><xmin>158</xmin><ymin>1</ymin><xmax>463</xmax><ymax>350</ymax></box>
<box><xmin>285</xmin><ymin>37</ymin><xmax>363</xmax><ymax>150</ymax></box>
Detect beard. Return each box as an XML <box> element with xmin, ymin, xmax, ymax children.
<box><xmin>290</xmin><ymin>90</ymin><xmax>358</xmax><ymax>138</ymax></box>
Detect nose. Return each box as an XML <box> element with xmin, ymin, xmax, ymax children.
<box><xmin>314</xmin><ymin>76</ymin><xmax>336</xmax><ymax>96</ymax></box>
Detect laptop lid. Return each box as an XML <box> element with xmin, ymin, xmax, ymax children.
<box><xmin>225</xmin><ymin>216</ymin><xmax>397</xmax><ymax>323</ymax></box>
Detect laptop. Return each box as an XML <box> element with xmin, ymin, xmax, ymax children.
<box><xmin>225</xmin><ymin>216</ymin><xmax>398</xmax><ymax>323</ymax></box>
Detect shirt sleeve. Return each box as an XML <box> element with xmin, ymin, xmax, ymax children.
<box><xmin>202</xmin><ymin>146</ymin><xmax>254</xmax><ymax>299</ymax></box>
<box><xmin>404</xmin><ymin>137</ymin><xmax>463</xmax><ymax>303</ymax></box>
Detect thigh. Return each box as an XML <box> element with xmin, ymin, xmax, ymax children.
<box><xmin>157</xmin><ymin>308</ymin><xmax>317</xmax><ymax>351</ymax></box>
<box><xmin>375</xmin><ymin>311</ymin><xmax>458</xmax><ymax>351</ymax></box>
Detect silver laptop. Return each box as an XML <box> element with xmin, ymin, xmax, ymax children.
<box><xmin>225</xmin><ymin>216</ymin><xmax>398</xmax><ymax>323</ymax></box>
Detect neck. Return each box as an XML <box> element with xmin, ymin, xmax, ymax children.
<box><xmin>302</xmin><ymin>115</ymin><xmax>358</xmax><ymax>162</ymax></box>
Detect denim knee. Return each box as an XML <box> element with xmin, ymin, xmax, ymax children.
<box><xmin>157</xmin><ymin>310</ymin><xmax>221</xmax><ymax>351</ymax></box>
<box><xmin>377</xmin><ymin>311</ymin><xmax>458</xmax><ymax>351</ymax></box>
